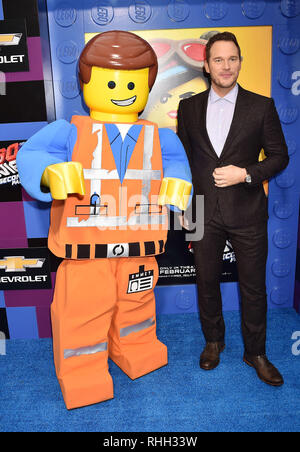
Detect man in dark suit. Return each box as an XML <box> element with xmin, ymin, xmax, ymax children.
<box><xmin>177</xmin><ymin>32</ymin><xmax>289</xmax><ymax>386</ymax></box>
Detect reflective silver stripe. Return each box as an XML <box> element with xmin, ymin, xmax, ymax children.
<box><xmin>67</xmin><ymin>214</ymin><xmax>167</xmax><ymax>228</ymax></box>
<box><xmin>64</xmin><ymin>341</ymin><xmax>108</xmax><ymax>359</ymax></box>
<box><xmin>120</xmin><ymin>317</ymin><xmax>155</xmax><ymax>338</ymax></box>
<box><xmin>125</xmin><ymin>169</ymin><xmax>160</xmax><ymax>180</ymax></box>
<box><xmin>90</xmin><ymin>124</ymin><xmax>103</xmax><ymax>214</ymax></box>
<box><xmin>142</xmin><ymin>126</ymin><xmax>154</xmax><ymax>203</ymax></box>
<box><xmin>128</xmin><ymin>215</ymin><xmax>167</xmax><ymax>226</ymax></box>
<box><xmin>68</xmin><ymin>124</ymin><xmax>162</xmax><ymax>229</ymax></box>
<box><xmin>84</xmin><ymin>168</ymin><xmax>161</xmax><ymax>181</ymax></box>
<box><xmin>67</xmin><ymin>216</ymin><xmax>127</xmax><ymax>228</ymax></box>
<box><xmin>84</xmin><ymin>168</ymin><xmax>119</xmax><ymax>180</ymax></box>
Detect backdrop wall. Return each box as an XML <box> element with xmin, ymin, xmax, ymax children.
<box><xmin>0</xmin><ymin>0</ymin><xmax>299</xmax><ymax>339</ymax></box>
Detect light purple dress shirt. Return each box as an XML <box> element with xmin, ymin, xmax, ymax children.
<box><xmin>206</xmin><ymin>84</ymin><xmax>239</xmax><ymax>158</ymax></box>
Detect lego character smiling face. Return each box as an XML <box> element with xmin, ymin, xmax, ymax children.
<box><xmin>79</xmin><ymin>31</ymin><xmax>158</xmax><ymax>123</ymax></box>
<box><xmin>83</xmin><ymin>66</ymin><xmax>150</xmax><ymax>121</ymax></box>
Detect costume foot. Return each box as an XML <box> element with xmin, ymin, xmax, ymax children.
<box><xmin>59</xmin><ymin>370</ymin><xmax>114</xmax><ymax>409</ymax></box>
<box><xmin>109</xmin><ymin>340</ymin><xmax>168</xmax><ymax>380</ymax></box>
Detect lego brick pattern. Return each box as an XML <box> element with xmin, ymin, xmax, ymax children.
<box><xmin>293</xmin><ymin>207</ymin><xmax>300</xmax><ymax>313</ymax></box>
<box><xmin>0</xmin><ymin>0</ymin><xmax>53</xmax><ymax>341</ymax></box>
<box><xmin>44</xmin><ymin>0</ymin><xmax>300</xmax><ymax>315</ymax></box>
<box><xmin>0</xmin><ymin>0</ymin><xmax>47</xmax><ymax>124</ymax></box>
<box><xmin>0</xmin><ymin>0</ymin><xmax>299</xmax><ymax>339</ymax></box>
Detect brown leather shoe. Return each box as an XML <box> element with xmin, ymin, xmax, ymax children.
<box><xmin>200</xmin><ymin>342</ymin><xmax>225</xmax><ymax>371</ymax></box>
<box><xmin>243</xmin><ymin>354</ymin><xmax>284</xmax><ymax>387</ymax></box>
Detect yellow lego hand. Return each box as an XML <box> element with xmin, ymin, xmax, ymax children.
<box><xmin>41</xmin><ymin>162</ymin><xmax>85</xmax><ymax>200</ymax></box>
<box><xmin>158</xmin><ymin>177</ymin><xmax>192</xmax><ymax>211</ymax></box>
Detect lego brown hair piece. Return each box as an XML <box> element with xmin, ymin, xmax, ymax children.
<box><xmin>78</xmin><ymin>30</ymin><xmax>158</xmax><ymax>91</ymax></box>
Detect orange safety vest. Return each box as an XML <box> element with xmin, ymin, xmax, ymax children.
<box><xmin>48</xmin><ymin>116</ymin><xmax>168</xmax><ymax>259</ymax></box>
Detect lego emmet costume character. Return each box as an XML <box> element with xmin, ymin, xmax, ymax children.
<box><xmin>17</xmin><ymin>31</ymin><xmax>192</xmax><ymax>410</ymax></box>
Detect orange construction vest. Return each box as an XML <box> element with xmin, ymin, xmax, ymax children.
<box><xmin>48</xmin><ymin>116</ymin><xmax>168</xmax><ymax>259</ymax></box>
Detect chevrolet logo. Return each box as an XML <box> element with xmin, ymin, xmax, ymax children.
<box><xmin>0</xmin><ymin>33</ymin><xmax>22</xmax><ymax>46</ymax></box>
<box><xmin>0</xmin><ymin>256</ymin><xmax>45</xmax><ymax>272</ymax></box>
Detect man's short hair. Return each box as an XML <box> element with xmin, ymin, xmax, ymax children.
<box><xmin>205</xmin><ymin>31</ymin><xmax>242</xmax><ymax>61</ymax></box>
<box><xmin>79</xmin><ymin>30</ymin><xmax>158</xmax><ymax>91</ymax></box>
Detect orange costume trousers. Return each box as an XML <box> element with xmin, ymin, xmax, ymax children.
<box><xmin>51</xmin><ymin>256</ymin><xmax>168</xmax><ymax>409</ymax></box>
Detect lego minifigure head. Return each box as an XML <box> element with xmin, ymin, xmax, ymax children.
<box><xmin>79</xmin><ymin>31</ymin><xmax>158</xmax><ymax>121</ymax></box>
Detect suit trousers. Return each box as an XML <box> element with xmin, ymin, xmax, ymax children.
<box><xmin>192</xmin><ymin>199</ymin><xmax>268</xmax><ymax>356</ymax></box>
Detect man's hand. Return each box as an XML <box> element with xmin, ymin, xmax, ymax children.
<box><xmin>213</xmin><ymin>165</ymin><xmax>247</xmax><ymax>188</ymax></box>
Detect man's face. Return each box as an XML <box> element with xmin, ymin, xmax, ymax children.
<box><xmin>204</xmin><ymin>40</ymin><xmax>241</xmax><ymax>91</ymax></box>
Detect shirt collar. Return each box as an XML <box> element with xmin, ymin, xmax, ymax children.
<box><xmin>209</xmin><ymin>84</ymin><xmax>239</xmax><ymax>104</ymax></box>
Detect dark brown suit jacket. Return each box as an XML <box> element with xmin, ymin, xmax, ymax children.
<box><xmin>177</xmin><ymin>85</ymin><xmax>289</xmax><ymax>227</ymax></box>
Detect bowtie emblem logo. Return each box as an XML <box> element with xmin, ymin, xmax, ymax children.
<box><xmin>0</xmin><ymin>256</ymin><xmax>45</xmax><ymax>272</ymax></box>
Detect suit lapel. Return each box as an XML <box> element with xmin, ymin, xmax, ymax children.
<box><xmin>219</xmin><ymin>85</ymin><xmax>251</xmax><ymax>159</ymax></box>
<box><xmin>198</xmin><ymin>89</ymin><xmax>218</xmax><ymax>160</ymax></box>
